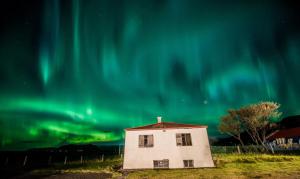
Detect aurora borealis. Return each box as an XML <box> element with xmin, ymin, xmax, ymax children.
<box><xmin>1</xmin><ymin>0</ymin><xmax>300</xmax><ymax>150</ymax></box>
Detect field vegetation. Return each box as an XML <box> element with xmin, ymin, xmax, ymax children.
<box><xmin>127</xmin><ymin>154</ymin><xmax>300</xmax><ymax>178</ymax></box>
<box><xmin>21</xmin><ymin>153</ymin><xmax>300</xmax><ymax>178</ymax></box>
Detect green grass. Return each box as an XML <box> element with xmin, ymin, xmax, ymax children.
<box><xmin>28</xmin><ymin>154</ymin><xmax>300</xmax><ymax>178</ymax></box>
<box><xmin>127</xmin><ymin>154</ymin><xmax>300</xmax><ymax>178</ymax></box>
<box><xmin>29</xmin><ymin>158</ymin><xmax>123</xmax><ymax>178</ymax></box>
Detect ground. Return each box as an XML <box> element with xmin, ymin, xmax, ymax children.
<box><xmin>11</xmin><ymin>154</ymin><xmax>300</xmax><ymax>178</ymax></box>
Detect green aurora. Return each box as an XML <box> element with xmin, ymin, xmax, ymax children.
<box><xmin>1</xmin><ymin>0</ymin><xmax>300</xmax><ymax>150</ymax></box>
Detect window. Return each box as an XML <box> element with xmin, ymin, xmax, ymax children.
<box><xmin>139</xmin><ymin>135</ymin><xmax>153</xmax><ymax>147</ymax></box>
<box><xmin>183</xmin><ymin>160</ymin><xmax>194</xmax><ymax>168</ymax></box>
<box><xmin>153</xmin><ymin>159</ymin><xmax>169</xmax><ymax>168</ymax></box>
<box><xmin>176</xmin><ymin>133</ymin><xmax>192</xmax><ymax>146</ymax></box>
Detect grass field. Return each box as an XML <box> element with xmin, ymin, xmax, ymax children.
<box><xmin>21</xmin><ymin>153</ymin><xmax>300</xmax><ymax>178</ymax></box>
<box><xmin>126</xmin><ymin>154</ymin><xmax>300</xmax><ymax>178</ymax></box>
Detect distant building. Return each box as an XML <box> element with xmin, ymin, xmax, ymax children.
<box><xmin>267</xmin><ymin>115</ymin><xmax>300</xmax><ymax>146</ymax></box>
<box><xmin>267</xmin><ymin>127</ymin><xmax>300</xmax><ymax>145</ymax></box>
<box><xmin>123</xmin><ymin>117</ymin><xmax>214</xmax><ymax>169</ymax></box>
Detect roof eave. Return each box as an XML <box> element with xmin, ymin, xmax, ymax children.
<box><xmin>125</xmin><ymin>126</ymin><xmax>208</xmax><ymax>131</ymax></box>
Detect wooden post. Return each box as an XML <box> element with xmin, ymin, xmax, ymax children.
<box><xmin>48</xmin><ymin>156</ymin><xmax>52</xmax><ymax>165</ymax></box>
<box><xmin>223</xmin><ymin>146</ymin><xmax>227</xmax><ymax>153</ymax></box>
<box><xmin>237</xmin><ymin>145</ymin><xmax>241</xmax><ymax>154</ymax></box>
<box><xmin>80</xmin><ymin>155</ymin><xmax>83</xmax><ymax>164</ymax></box>
<box><xmin>120</xmin><ymin>154</ymin><xmax>123</xmax><ymax>159</ymax></box>
<box><xmin>101</xmin><ymin>154</ymin><xmax>104</xmax><ymax>162</ymax></box>
<box><xmin>269</xmin><ymin>143</ymin><xmax>275</xmax><ymax>154</ymax></box>
<box><xmin>118</xmin><ymin>144</ymin><xmax>121</xmax><ymax>156</ymax></box>
<box><xmin>23</xmin><ymin>155</ymin><xmax>28</xmax><ymax>166</ymax></box>
<box><xmin>64</xmin><ymin>156</ymin><xmax>67</xmax><ymax>165</ymax></box>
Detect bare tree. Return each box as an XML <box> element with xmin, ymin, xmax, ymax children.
<box><xmin>237</xmin><ymin>102</ymin><xmax>281</xmax><ymax>150</ymax></box>
<box><xmin>219</xmin><ymin>101</ymin><xmax>281</xmax><ymax>151</ymax></box>
<box><xmin>219</xmin><ymin>109</ymin><xmax>245</xmax><ymax>147</ymax></box>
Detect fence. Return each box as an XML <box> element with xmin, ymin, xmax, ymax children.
<box><xmin>0</xmin><ymin>145</ymin><xmax>124</xmax><ymax>170</ymax></box>
<box><xmin>211</xmin><ymin>145</ymin><xmax>300</xmax><ymax>154</ymax></box>
<box><xmin>1</xmin><ymin>144</ymin><xmax>299</xmax><ymax>169</ymax></box>
<box><xmin>211</xmin><ymin>145</ymin><xmax>262</xmax><ymax>154</ymax></box>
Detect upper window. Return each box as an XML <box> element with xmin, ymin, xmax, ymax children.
<box><xmin>183</xmin><ymin>160</ymin><xmax>194</xmax><ymax>168</ymax></box>
<box><xmin>176</xmin><ymin>133</ymin><xmax>192</xmax><ymax>146</ymax></box>
<box><xmin>139</xmin><ymin>135</ymin><xmax>154</xmax><ymax>147</ymax></box>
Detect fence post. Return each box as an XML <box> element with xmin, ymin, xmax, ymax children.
<box><xmin>64</xmin><ymin>156</ymin><xmax>67</xmax><ymax>165</ymax></box>
<box><xmin>23</xmin><ymin>155</ymin><xmax>28</xmax><ymax>166</ymax></box>
<box><xmin>237</xmin><ymin>145</ymin><xmax>241</xmax><ymax>154</ymax></box>
<box><xmin>269</xmin><ymin>143</ymin><xmax>275</xmax><ymax>154</ymax></box>
<box><xmin>101</xmin><ymin>154</ymin><xmax>104</xmax><ymax>162</ymax></box>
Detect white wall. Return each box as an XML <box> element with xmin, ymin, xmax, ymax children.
<box><xmin>123</xmin><ymin>128</ymin><xmax>214</xmax><ymax>169</ymax></box>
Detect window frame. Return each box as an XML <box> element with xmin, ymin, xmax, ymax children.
<box><xmin>138</xmin><ymin>134</ymin><xmax>154</xmax><ymax>148</ymax></box>
<box><xmin>153</xmin><ymin>159</ymin><xmax>169</xmax><ymax>169</ymax></box>
<box><xmin>183</xmin><ymin>160</ymin><xmax>194</xmax><ymax>168</ymax></box>
<box><xmin>176</xmin><ymin>133</ymin><xmax>192</xmax><ymax>146</ymax></box>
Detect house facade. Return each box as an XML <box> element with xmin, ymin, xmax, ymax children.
<box><xmin>123</xmin><ymin>117</ymin><xmax>214</xmax><ymax>169</ymax></box>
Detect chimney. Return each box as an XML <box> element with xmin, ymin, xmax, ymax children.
<box><xmin>157</xmin><ymin>116</ymin><xmax>162</xmax><ymax>123</ymax></box>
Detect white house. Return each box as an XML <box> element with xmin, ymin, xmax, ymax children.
<box><xmin>123</xmin><ymin>117</ymin><xmax>215</xmax><ymax>169</ymax></box>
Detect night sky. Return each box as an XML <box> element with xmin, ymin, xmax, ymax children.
<box><xmin>1</xmin><ymin>0</ymin><xmax>300</xmax><ymax>150</ymax></box>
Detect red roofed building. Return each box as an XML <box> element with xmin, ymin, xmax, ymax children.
<box><xmin>267</xmin><ymin>127</ymin><xmax>300</xmax><ymax>145</ymax></box>
<box><xmin>123</xmin><ymin>117</ymin><xmax>214</xmax><ymax>169</ymax></box>
<box><xmin>266</xmin><ymin>115</ymin><xmax>300</xmax><ymax>149</ymax></box>
<box><xmin>268</xmin><ymin>127</ymin><xmax>300</xmax><ymax>141</ymax></box>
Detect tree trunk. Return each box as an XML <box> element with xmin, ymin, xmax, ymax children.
<box><xmin>230</xmin><ymin>134</ymin><xmax>245</xmax><ymax>149</ymax></box>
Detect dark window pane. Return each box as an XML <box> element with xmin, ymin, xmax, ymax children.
<box><xmin>144</xmin><ymin>135</ymin><xmax>148</xmax><ymax>145</ymax></box>
<box><xmin>183</xmin><ymin>160</ymin><xmax>188</xmax><ymax>167</ymax></box>
<box><xmin>182</xmin><ymin>134</ymin><xmax>186</xmax><ymax>146</ymax></box>
<box><xmin>176</xmin><ymin>133</ymin><xmax>182</xmax><ymax>146</ymax></box>
<box><xmin>148</xmin><ymin>135</ymin><xmax>154</xmax><ymax>147</ymax></box>
<box><xmin>139</xmin><ymin>135</ymin><xmax>144</xmax><ymax>147</ymax></box>
<box><xmin>186</xmin><ymin>134</ymin><xmax>192</xmax><ymax>146</ymax></box>
<box><xmin>183</xmin><ymin>160</ymin><xmax>194</xmax><ymax>168</ymax></box>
